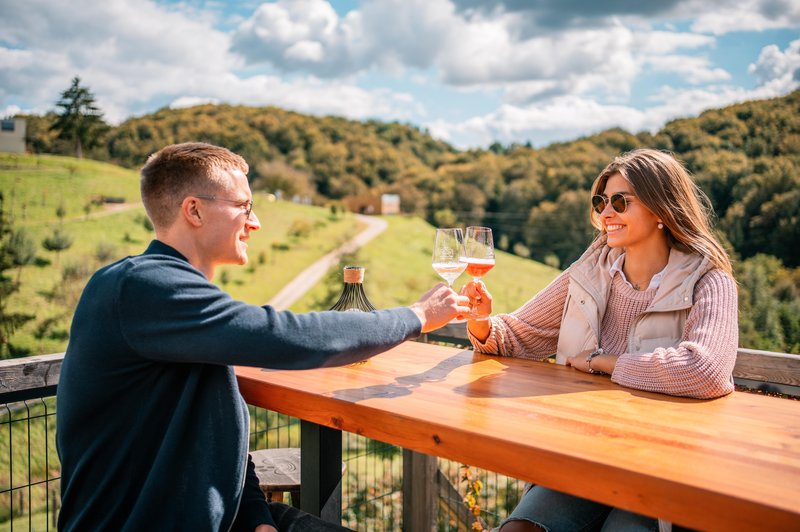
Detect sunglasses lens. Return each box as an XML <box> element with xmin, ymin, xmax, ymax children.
<box><xmin>610</xmin><ymin>193</ymin><xmax>627</xmax><ymax>213</ymax></box>
<box><xmin>591</xmin><ymin>195</ymin><xmax>606</xmax><ymax>214</ymax></box>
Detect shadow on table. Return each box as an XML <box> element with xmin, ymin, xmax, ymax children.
<box><xmin>329</xmin><ymin>350</ymin><xmax>476</xmax><ymax>402</ymax></box>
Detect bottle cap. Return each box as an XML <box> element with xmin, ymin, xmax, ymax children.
<box><xmin>343</xmin><ymin>265</ymin><xmax>365</xmax><ymax>283</ymax></box>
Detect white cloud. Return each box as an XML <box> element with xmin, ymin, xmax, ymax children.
<box><xmin>427</xmin><ymin>96</ymin><xmax>649</xmax><ymax>149</ymax></box>
<box><xmin>687</xmin><ymin>0</ymin><xmax>800</xmax><ymax>35</ymax></box>
<box><xmin>748</xmin><ymin>38</ymin><xmax>800</xmax><ymax>92</ymax></box>
<box><xmin>647</xmin><ymin>55</ymin><xmax>731</xmax><ymax>84</ymax></box>
<box><xmin>1</xmin><ymin>0</ymin><xmax>798</xmax><ymax>152</ymax></box>
<box><xmin>169</xmin><ymin>96</ymin><xmax>221</xmax><ymax>109</ymax></box>
<box><xmin>1</xmin><ymin>104</ymin><xmax>23</xmax><ymax>118</ymax></box>
<box><xmin>633</xmin><ymin>30</ymin><xmax>716</xmax><ymax>55</ymax></box>
<box><xmin>285</xmin><ymin>40</ymin><xmax>325</xmax><ymax>62</ymax></box>
<box><xmin>430</xmin><ymin>39</ymin><xmax>800</xmax><ymax>149</ymax></box>
<box><xmin>0</xmin><ymin>0</ymin><xmax>236</xmax><ymax>122</ymax></box>
<box><xmin>166</xmin><ymin>73</ymin><xmax>426</xmax><ymax>122</ymax></box>
<box><xmin>231</xmin><ymin>0</ymin><xmax>453</xmax><ymax>76</ymax></box>
<box><xmin>0</xmin><ymin>0</ymin><xmax>425</xmax><ymax>125</ymax></box>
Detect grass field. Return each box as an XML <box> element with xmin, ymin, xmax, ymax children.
<box><xmin>1</xmin><ymin>153</ymin><xmax>360</xmax><ymax>356</ymax></box>
<box><xmin>291</xmin><ymin>214</ymin><xmax>560</xmax><ymax>314</ymax></box>
<box><xmin>2</xmin><ymin>153</ymin><xmax>559</xmax><ymax>356</ymax></box>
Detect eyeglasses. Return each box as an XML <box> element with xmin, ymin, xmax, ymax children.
<box><xmin>194</xmin><ymin>195</ymin><xmax>254</xmax><ymax>218</ymax></box>
<box><xmin>591</xmin><ymin>193</ymin><xmax>635</xmax><ymax>214</ymax></box>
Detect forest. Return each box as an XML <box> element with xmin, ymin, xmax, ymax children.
<box><xmin>18</xmin><ymin>89</ymin><xmax>800</xmax><ymax>353</ymax></box>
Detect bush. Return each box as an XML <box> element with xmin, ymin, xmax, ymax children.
<box><xmin>287</xmin><ymin>219</ymin><xmax>313</xmax><ymax>239</ymax></box>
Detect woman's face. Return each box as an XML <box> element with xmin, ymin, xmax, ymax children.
<box><xmin>598</xmin><ymin>173</ymin><xmax>663</xmax><ymax>251</ymax></box>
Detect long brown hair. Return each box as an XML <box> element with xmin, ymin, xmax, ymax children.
<box><xmin>590</xmin><ymin>149</ymin><xmax>733</xmax><ymax>276</ymax></box>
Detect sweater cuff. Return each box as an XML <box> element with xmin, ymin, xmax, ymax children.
<box><xmin>468</xmin><ymin>318</ymin><xmax>500</xmax><ymax>354</ymax></box>
<box><xmin>399</xmin><ymin>306</ymin><xmax>423</xmax><ymax>338</ymax></box>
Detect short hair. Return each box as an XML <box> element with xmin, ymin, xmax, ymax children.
<box><xmin>140</xmin><ymin>142</ymin><xmax>249</xmax><ymax>230</ymax></box>
<box><xmin>590</xmin><ymin>148</ymin><xmax>732</xmax><ymax>276</ymax></box>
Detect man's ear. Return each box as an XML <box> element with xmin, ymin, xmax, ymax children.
<box><xmin>181</xmin><ymin>197</ymin><xmax>204</xmax><ymax>228</ymax></box>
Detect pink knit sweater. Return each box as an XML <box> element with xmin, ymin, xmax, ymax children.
<box><xmin>470</xmin><ymin>268</ymin><xmax>739</xmax><ymax>399</ymax></box>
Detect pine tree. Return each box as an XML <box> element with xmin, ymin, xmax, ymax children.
<box><xmin>0</xmin><ymin>193</ymin><xmax>35</xmax><ymax>358</ymax></box>
<box><xmin>51</xmin><ymin>76</ymin><xmax>108</xmax><ymax>158</ymax></box>
<box><xmin>42</xmin><ymin>226</ymin><xmax>73</xmax><ymax>266</ymax></box>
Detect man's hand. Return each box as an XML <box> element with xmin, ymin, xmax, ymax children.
<box><xmin>409</xmin><ymin>283</ymin><xmax>472</xmax><ymax>333</ymax></box>
<box><xmin>254</xmin><ymin>525</ymin><xmax>278</xmax><ymax>532</ymax></box>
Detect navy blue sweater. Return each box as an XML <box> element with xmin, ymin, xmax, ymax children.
<box><xmin>56</xmin><ymin>240</ymin><xmax>421</xmax><ymax>531</ymax></box>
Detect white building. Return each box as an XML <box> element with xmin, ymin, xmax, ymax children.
<box><xmin>0</xmin><ymin>118</ymin><xmax>26</xmax><ymax>153</ymax></box>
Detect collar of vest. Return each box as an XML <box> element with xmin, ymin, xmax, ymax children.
<box><xmin>567</xmin><ymin>235</ymin><xmax>711</xmax><ymax>312</ymax></box>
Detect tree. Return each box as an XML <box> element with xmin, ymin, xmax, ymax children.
<box><xmin>51</xmin><ymin>76</ymin><xmax>108</xmax><ymax>158</ymax></box>
<box><xmin>0</xmin><ymin>193</ymin><xmax>35</xmax><ymax>358</ymax></box>
<box><xmin>525</xmin><ymin>189</ymin><xmax>595</xmax><ymax>267</ymax></box>
<box><xmin>8</xmin><ymin>228</ymin><xmax>37</xmax><ymax>283</ymax></box>
<box><xmin>42</xmin><ymin>226</ymin><xmax>74</xmax><ymax>266</ymax></box>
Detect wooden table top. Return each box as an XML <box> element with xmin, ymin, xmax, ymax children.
<box><xmin>236</xmin><ymin>341</ymin><xmax>800</xmax><ymax>531</ymax></box>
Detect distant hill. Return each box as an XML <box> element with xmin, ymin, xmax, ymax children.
<box><xmin>22</xmin><ymin>90</ymin><xmax>800</xmax><ymax>270</ymax></box>
<box><xmin>9</xmin><ymin>90</ymin><xmax>800</xmax><ymax>353</ymax></box>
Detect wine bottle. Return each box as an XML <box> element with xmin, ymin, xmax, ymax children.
<box><xmin>329</xmin><ymin>266</ymin><xmax>377</xmax><ymax>312</ymax></box>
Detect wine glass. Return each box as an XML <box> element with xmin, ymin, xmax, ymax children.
<box><xmin>463</xmin><ymin>226</ymin><xmax>494</xmax><ymax>319</ymax></box>
<box><xmin>432</xmin><ymin>228</ymin><xmax>467</xmax><ymax>288</ymax></box>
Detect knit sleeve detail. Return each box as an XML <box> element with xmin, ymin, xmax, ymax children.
<box><xmin>470</xmin><ymin>270</ymin><xmax>568</xmax><ymax>360</ymax></box>
<box><xmin>611</xmin><ymin>269</ymin><xmax>739</xmax><ymax>399</ymax></box>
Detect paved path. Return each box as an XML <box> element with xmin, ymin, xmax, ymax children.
<box><xmin>267</xmin><ymin>214</ymin><xmax>388</xmax><ymax>310</ymax></box>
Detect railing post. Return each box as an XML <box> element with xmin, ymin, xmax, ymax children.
<box><xmin>402</xmin><ymin>449</ymin><xmax>437</xmax><ymax>531</ymax></box>
<box><xmin>300</xmin><ymin>420</ymin><xmax>343</xmax><ymax>524</ymax></box>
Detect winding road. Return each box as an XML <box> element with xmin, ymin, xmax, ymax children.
<box><xmin>266</xmin><ymin>214</ymin><xmax>388</xmax><ymax>310</ymax></box>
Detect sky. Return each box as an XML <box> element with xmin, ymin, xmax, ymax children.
<box><xmin>1</xmin><ymin>0</ymin><xmax>799</xmax><ymax>150</ymax></box>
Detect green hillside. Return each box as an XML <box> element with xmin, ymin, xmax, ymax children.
<box><xmin>25</xmin><ymin>90</ymin><xmax>800</xmax><ymax>265</ymax></box>
<box><xmin>0</xmin><ymin>153</ymin><xmax>559</xmax><ymax>358</ymax></box>
<box><xmin>0</xmin><ymin>153</ymin><xmax>363</xmax><ymax>357</ymax></box>
<box><xmin>291</xmin><ymin>215</ymin><xmax>560</xmax><ymax>314</ymax></box>
<box><xmin>12</xmin><ymin>89</ymin><xmax>800</xmax><ymax>353</ymax></box>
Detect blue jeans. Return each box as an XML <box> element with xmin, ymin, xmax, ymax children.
<box><xmin>501</xmin><ymin>486</ymin><xmax>664</xmax><ymax>532</ymax></box>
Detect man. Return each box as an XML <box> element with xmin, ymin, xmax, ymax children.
<box><xmin>56</xmin><ymin>142</ymin><xmax>470</xmax><ymax>531</ymax></box>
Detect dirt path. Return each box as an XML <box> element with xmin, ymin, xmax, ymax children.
<box><xmin>267</xmin><ymin>214</ymin><xmax>388</xmax><ymax>310</ymax></box>
<box><xmin>27</xmin><ymin>202</ymin><xmax>144</xmax><ymax>226</ymax></box>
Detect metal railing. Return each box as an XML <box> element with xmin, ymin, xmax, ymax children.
<box><xmin>2</xmin><ymin>338</ymin><xmax>797</xmax><ymax>531</ymax></box>
<box><xmin>0</xmin><ymin>392</ymin><xmax>514</xmax><ymax>531</ymax></box>
<box><xmin>1</xmin><ymin>397</ymin><xmax>60</xmax><ymax>531</ymax></box>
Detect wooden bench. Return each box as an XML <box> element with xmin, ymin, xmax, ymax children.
<box><xmin>250</xmin><ymin>447</ymin><xmax>346</xmax><ymax>507</ymax></box>
<box><xmin>251</xmin><ymin>447</ymin><xmax>302</xmax><ymax>505</ymax></box>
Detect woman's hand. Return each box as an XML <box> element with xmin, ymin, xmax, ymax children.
<box><xmin>567</xmin><ymin>349</ymin><xmax>619</xmax><ymax>375</ymax></box>
<box><xmin>461</xmin><ymin>281</ymin><xmax>493</xmax><ymax>342</ymax></box>
<box><xmin>460</xmin><ymin>280</ymin><xmax>493</xmax><ymax>318</ymax></box>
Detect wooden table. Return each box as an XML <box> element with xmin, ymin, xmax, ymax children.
<box><xmin>236</xmin><ymin>341</ymin><xmax>800</xmax><ymax>531</ymax></box>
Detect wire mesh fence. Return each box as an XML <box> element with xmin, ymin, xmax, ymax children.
<box><xmin>1</xmin><ymin>397</ymin><xmax>522</xmax><ymax>531</ymax></box>
<box><xmin>1</xmin><ymin>397</ymin><xmax>60</xmax><ymax>532</ymax></box>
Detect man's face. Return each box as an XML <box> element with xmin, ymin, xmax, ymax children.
<box><xmin>199</xmin><ymin>169</ymin><xmax>261</xmax><ymax>269</ymax></box>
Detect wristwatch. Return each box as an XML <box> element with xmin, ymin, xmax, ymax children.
<box><xmin>586</xmin><ymin>348</ymin><xmax>605</xmax><ymax>375</ymax></box>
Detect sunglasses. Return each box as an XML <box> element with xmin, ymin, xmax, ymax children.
<box><xmin>591</xmin><ymin>193</ymin><xmax>635</xmax><ymax>214</ymax></box>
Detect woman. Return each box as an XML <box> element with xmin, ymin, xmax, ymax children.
<box><xmin>463</xmin><ymin>149</ymin><xmax>738</xmax><ymax>532</ymax></box>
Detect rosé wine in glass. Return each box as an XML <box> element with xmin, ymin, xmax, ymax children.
<box><xmin>463</xmin><ymin>226</ymin><xmax>494</xmax><ymax>319</ymax></box>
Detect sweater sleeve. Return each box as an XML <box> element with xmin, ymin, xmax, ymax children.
<box><xmin>469</xmin><ymin>270</ymin><xmax>568</xmax><ymax>360</ymax></box>
<box><xmin>230</xmin><ymin>454</ymin><xmax>276</xmax><ymax>532</ymax></box>
<box><xmin>611</xmin><ymin>269</ymin><xmax>738</xmax><ymax>399</ymax></box>
<box><xmin>117</xmin><ymin>257</ymin><xmax>422</xmax><ymax>369</ymax></box>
